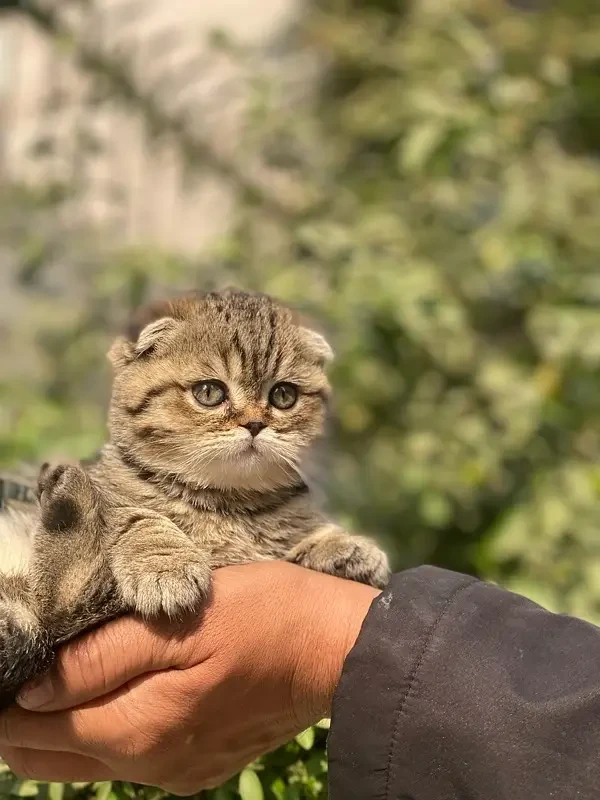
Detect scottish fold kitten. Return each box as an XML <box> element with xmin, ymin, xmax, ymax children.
<box><xmin>0</xmin><ymin>290</ymin><xmax>389</xmax><ymax>708</ymax></box>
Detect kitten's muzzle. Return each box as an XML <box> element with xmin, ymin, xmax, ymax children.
<box><xmin>242</xmin><ymin>421</ymin><xmax>267</xmax><ymax>438</ymax></box>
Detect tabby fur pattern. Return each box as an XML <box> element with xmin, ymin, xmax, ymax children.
<box><xmin>0</xmin><ymin>290</ymin><xmax>389</xmax><ymax>709</ymax></box>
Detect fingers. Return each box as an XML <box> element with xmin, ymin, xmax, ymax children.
<box><xmin>18</xmin><ymin>616</ymin><xmax>182</xmax><ymax>712</ymax></box>
<box><xmin>0</xmin><ymin>669</ymin><xmax>188</xmax><ymax>760</ymax></box>
<box><xmin>0</xmin><ymin>746</ymin><xmax>115</xmax><ymax>783</ymax></box>
<box><xmin>0</xmin><ymin>705</ymin><xmax>118</xmax><ymax>754</ymax></box>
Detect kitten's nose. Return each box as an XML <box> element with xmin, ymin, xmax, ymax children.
<box><xmin>243</xmin><ymin>421</ymin><xmax>266</xmax><ymax>438</ymax></box>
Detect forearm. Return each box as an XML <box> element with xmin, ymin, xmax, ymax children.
<box><xmin>329</xmin><ymin>566</ymin><xmax>600</xmax><ymax>799</ymax></box>
<box><xmin>289</xmin><ymin>567</ymin><xmax>380</xmax><ymax>725</ymax></box>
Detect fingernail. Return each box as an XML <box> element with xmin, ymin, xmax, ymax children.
<box><xmin>17</xmin><ymin>676</ymin><xmax>54</xmax><ymax>709</ymax></box>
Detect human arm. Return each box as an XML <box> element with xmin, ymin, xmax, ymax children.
<box><xmin>0</xmin><ymin>562</ymin><xmax>377</xmax><ymax>792</ymax></box>
<box><xmin>3</xmin><ymin>564</ymin><xmax>600</xmax><ymax>798</ymax></box>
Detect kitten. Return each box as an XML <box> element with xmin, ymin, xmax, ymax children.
<box><xmin>0</xmin><ymin>290</ymin><xmax>389</xmax><ymax>709</ymax></box>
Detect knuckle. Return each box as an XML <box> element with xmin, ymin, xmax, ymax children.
<box><xmin>62</xmin><ymin>637</ymin><xmax>100</xmax><ymax>688</ymax></box>
<box><xmin>62</xmin><ymin>626</ymin><xmax>119</xmax><ymax>695</ymax></box>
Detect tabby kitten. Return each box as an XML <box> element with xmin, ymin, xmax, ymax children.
<box><xmin>0</xmin><ymin>290</ymin><xmax>389</xmax><ymax>709</ymax></box>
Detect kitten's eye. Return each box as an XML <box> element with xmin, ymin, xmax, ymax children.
<box><xmin>269</xmin><ymin>382</ymin><xmax>298</xmax><ymax>410</ymax></box>
<box><xmin>192</xmin><ymin>380</ymin><xmax>227</xmax><ymax>408</ymax></box>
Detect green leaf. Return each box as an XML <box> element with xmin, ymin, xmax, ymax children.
<box><xmin>399</xmin><ymin>121</ymin><xmax>447</xmax><ymax>173</ymax></box>
<box><xmin>269</xmin><ymin>778</ymin><xmax>286</xmax><ymax>800</ymax></box>
<box><xmin>315</xmin><ymin>718</ymin><xmax>330</xmax><ymax>730</ymax></box>
<box><xmin>295</xmin><ymin>727</ymin><xmax>315</xmax><ymax>750</ymax></box>
<box><xmin>47</xmin><ymin>785</ymin><xmax>64</xmax><ymax>800</ymax></box>
<box><xmin>92</xmin><ymin>782</ymin><xmax>112</xmax><ymax>800</ymax></box>
<box><xmin>109</xmin><ymin>785</ymin><xmax>136</xmax><ymax>800</ymax></box>
<box><xmin>238</xmin><ymin>769</ymin><xmax>264</xmax><ymax>800</ymax></box>
<box><xmin>13</xmin><ymin>782</ymin><xmax>38</xmax><ymax>797</ymax></box>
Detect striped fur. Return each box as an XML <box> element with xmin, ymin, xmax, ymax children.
<box><xmin>0</xmin><ymin>290</ymin><xmax>389</xmax><ymax>708</ymax></box>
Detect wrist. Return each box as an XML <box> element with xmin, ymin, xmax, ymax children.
<box><xmin>290</xmin><ymin>569</ymin><xmax>380</xmax><ymax>728</ymax></box>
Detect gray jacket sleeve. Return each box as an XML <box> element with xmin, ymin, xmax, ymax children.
<box><xmin>328</xmin><ymin>566</ymin><xmax>600</xmax><ymax>800</ymax></box>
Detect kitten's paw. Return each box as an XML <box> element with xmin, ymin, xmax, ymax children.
<box><xmin>112</xmin><ymin>514</ymin><xmax>212</xmax><ymax>620</ymax></box>
<box><xmin>287</xmin><ymin>528</ymin><xmax>390</xmax><ymax>589</ymax></box>
<box><xmin>38</xmin><ymin>463</ymin><xmax>97</xmax><ymax>533</ymax></box>
<box><xmin>117</xmin><ymin>557</ymin><xmax>211</xmax><ymax>619</ymax></box>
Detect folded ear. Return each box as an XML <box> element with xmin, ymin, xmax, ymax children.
<box><xmin>133</xmin><ymin>317</ymin><xmax>178</xmax><ymax>357</ymax></box>
<box><xmin>107</xmin><ymin>317</ymin><xmax>178</xmax><ymax>368</ymax></box>
<box><xmin>300</xmin><ymin>327</ymin><xmax>334</xmax><ymax>366</ymax></box>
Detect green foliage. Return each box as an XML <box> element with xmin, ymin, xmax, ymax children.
<box><xmin>0</xmin><ymin>728</ymin><xmax>329</xmax><ymax>800</ymax></box>
<box><xmin>2</xmin><ymin>0</ymin><xmax>600</xmax><ymax>797</ymax></box>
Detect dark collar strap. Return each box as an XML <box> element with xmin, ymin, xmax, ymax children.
<box><xmin>0</xmin><ymin>476</ymin><xmax>37</xmax><ymax>510</ymax></box>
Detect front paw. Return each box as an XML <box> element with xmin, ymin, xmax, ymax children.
<box><xmin>288</xmin><ymin>529</ymin><xmax>390</xmax><ymax>589</ymax></box>
<box><xmin>37</xmin><ymin>463</ymin><xmax>97</xmax><ymax>533</ymax></box>
<box><xmin>114</xmin><ymin>548</ymin><xmax>211</xmax><ymax>619</ymax></box>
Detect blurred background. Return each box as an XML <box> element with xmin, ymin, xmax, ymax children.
<box><xmin>0</xmin><ymin>0</ymin><xmax>599</xmax><ymax>797</ymax></box>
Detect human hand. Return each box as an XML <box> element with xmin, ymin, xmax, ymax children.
<box><xmin>0</xmin><ymin>562</ymin><xmax>379</xmax><ymax>793</ymax></box>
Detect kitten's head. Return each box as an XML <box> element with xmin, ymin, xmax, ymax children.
<box><xmin>108</xmin><ymin>290</ymin><xmax>333</xmax><ymax>491</ymax></box>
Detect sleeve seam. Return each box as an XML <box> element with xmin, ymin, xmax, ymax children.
<box><xmin>384</xmin><ymin>577</ymin><xmax>478</xmax><ymax>799</ymax></box>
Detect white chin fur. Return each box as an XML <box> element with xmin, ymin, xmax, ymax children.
<box><xmin>0</xmin><ymin>510</ymin><xmax>34</xmax><ymax>576</ymax></box>
<box><xmin>199</xmin><ymin>456</ymin><xmax>296</xmax><ymax>491</ymax></box>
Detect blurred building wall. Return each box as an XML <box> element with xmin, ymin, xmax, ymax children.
<box><xmin>0</xmin><ymin>0</ymin><xmax>299</xmax><ymax>253</ymax></box>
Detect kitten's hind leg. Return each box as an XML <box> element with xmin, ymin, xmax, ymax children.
<box><xmin>0</xmin><ymin>501</ymin><xmax>53</xmax><ymax>709</ymax></box>
<box><xmin>35</xmin><ymin>462</ymin><xmax>119</xmax><ymax>640</ymax></box>
<box><xmin>0</xmin><ymin>465</ymin><xmax>115</xmax><ymax>708</ymax></box>
<box><xmin>285</xmin><ymin>525</ymin><xmax>390</xmax><ymax>589</ymax></box>
<box><xmin>111</xmin><ymin>509</ymin><xmax>211</xmax><ymax>620</ymax></box>
<box><xmin>0</xmin><ymin>575</ymin><xmax>52</xmax><ymax>710</ymax></box>
<box><xmin>37</xmin><ymin>463</ymin><xmax>99</xmax><ymax>534</ymax></box>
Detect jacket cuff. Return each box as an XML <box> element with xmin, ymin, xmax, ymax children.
<box><xmin>327</xmin><ymin>566</ymin><xmax>477</xmax><ymax>799</ymax></box>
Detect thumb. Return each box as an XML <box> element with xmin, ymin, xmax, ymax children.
<box><xmin>17</xmin><ymin>616</ymin><xmax>184</xmax><ymax>711</ymax></box>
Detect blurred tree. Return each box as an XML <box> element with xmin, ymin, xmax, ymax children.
<box><xmin>230</xmin><ymin>0</ymin><xmax>600</xmax><ymax>620</ymax></box>
<box><xmin>2</xmin><ymin>0</ymin><xmax>600</xmax><ymax>796</ymax></box>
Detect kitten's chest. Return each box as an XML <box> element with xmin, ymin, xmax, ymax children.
<box><xmin>148</xmin><ymin>496</ymin><xmax>316</xmax><ymax>567</ymax></box>
<box><xmin>211</xmin><ymin>518</ymin><xmax>277</xmax><ymax>565</ymax></box>
<box><xmin>178</xmin><ymin>507</ymin><xmax>289</xmax><ymax>566</ymax></box>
